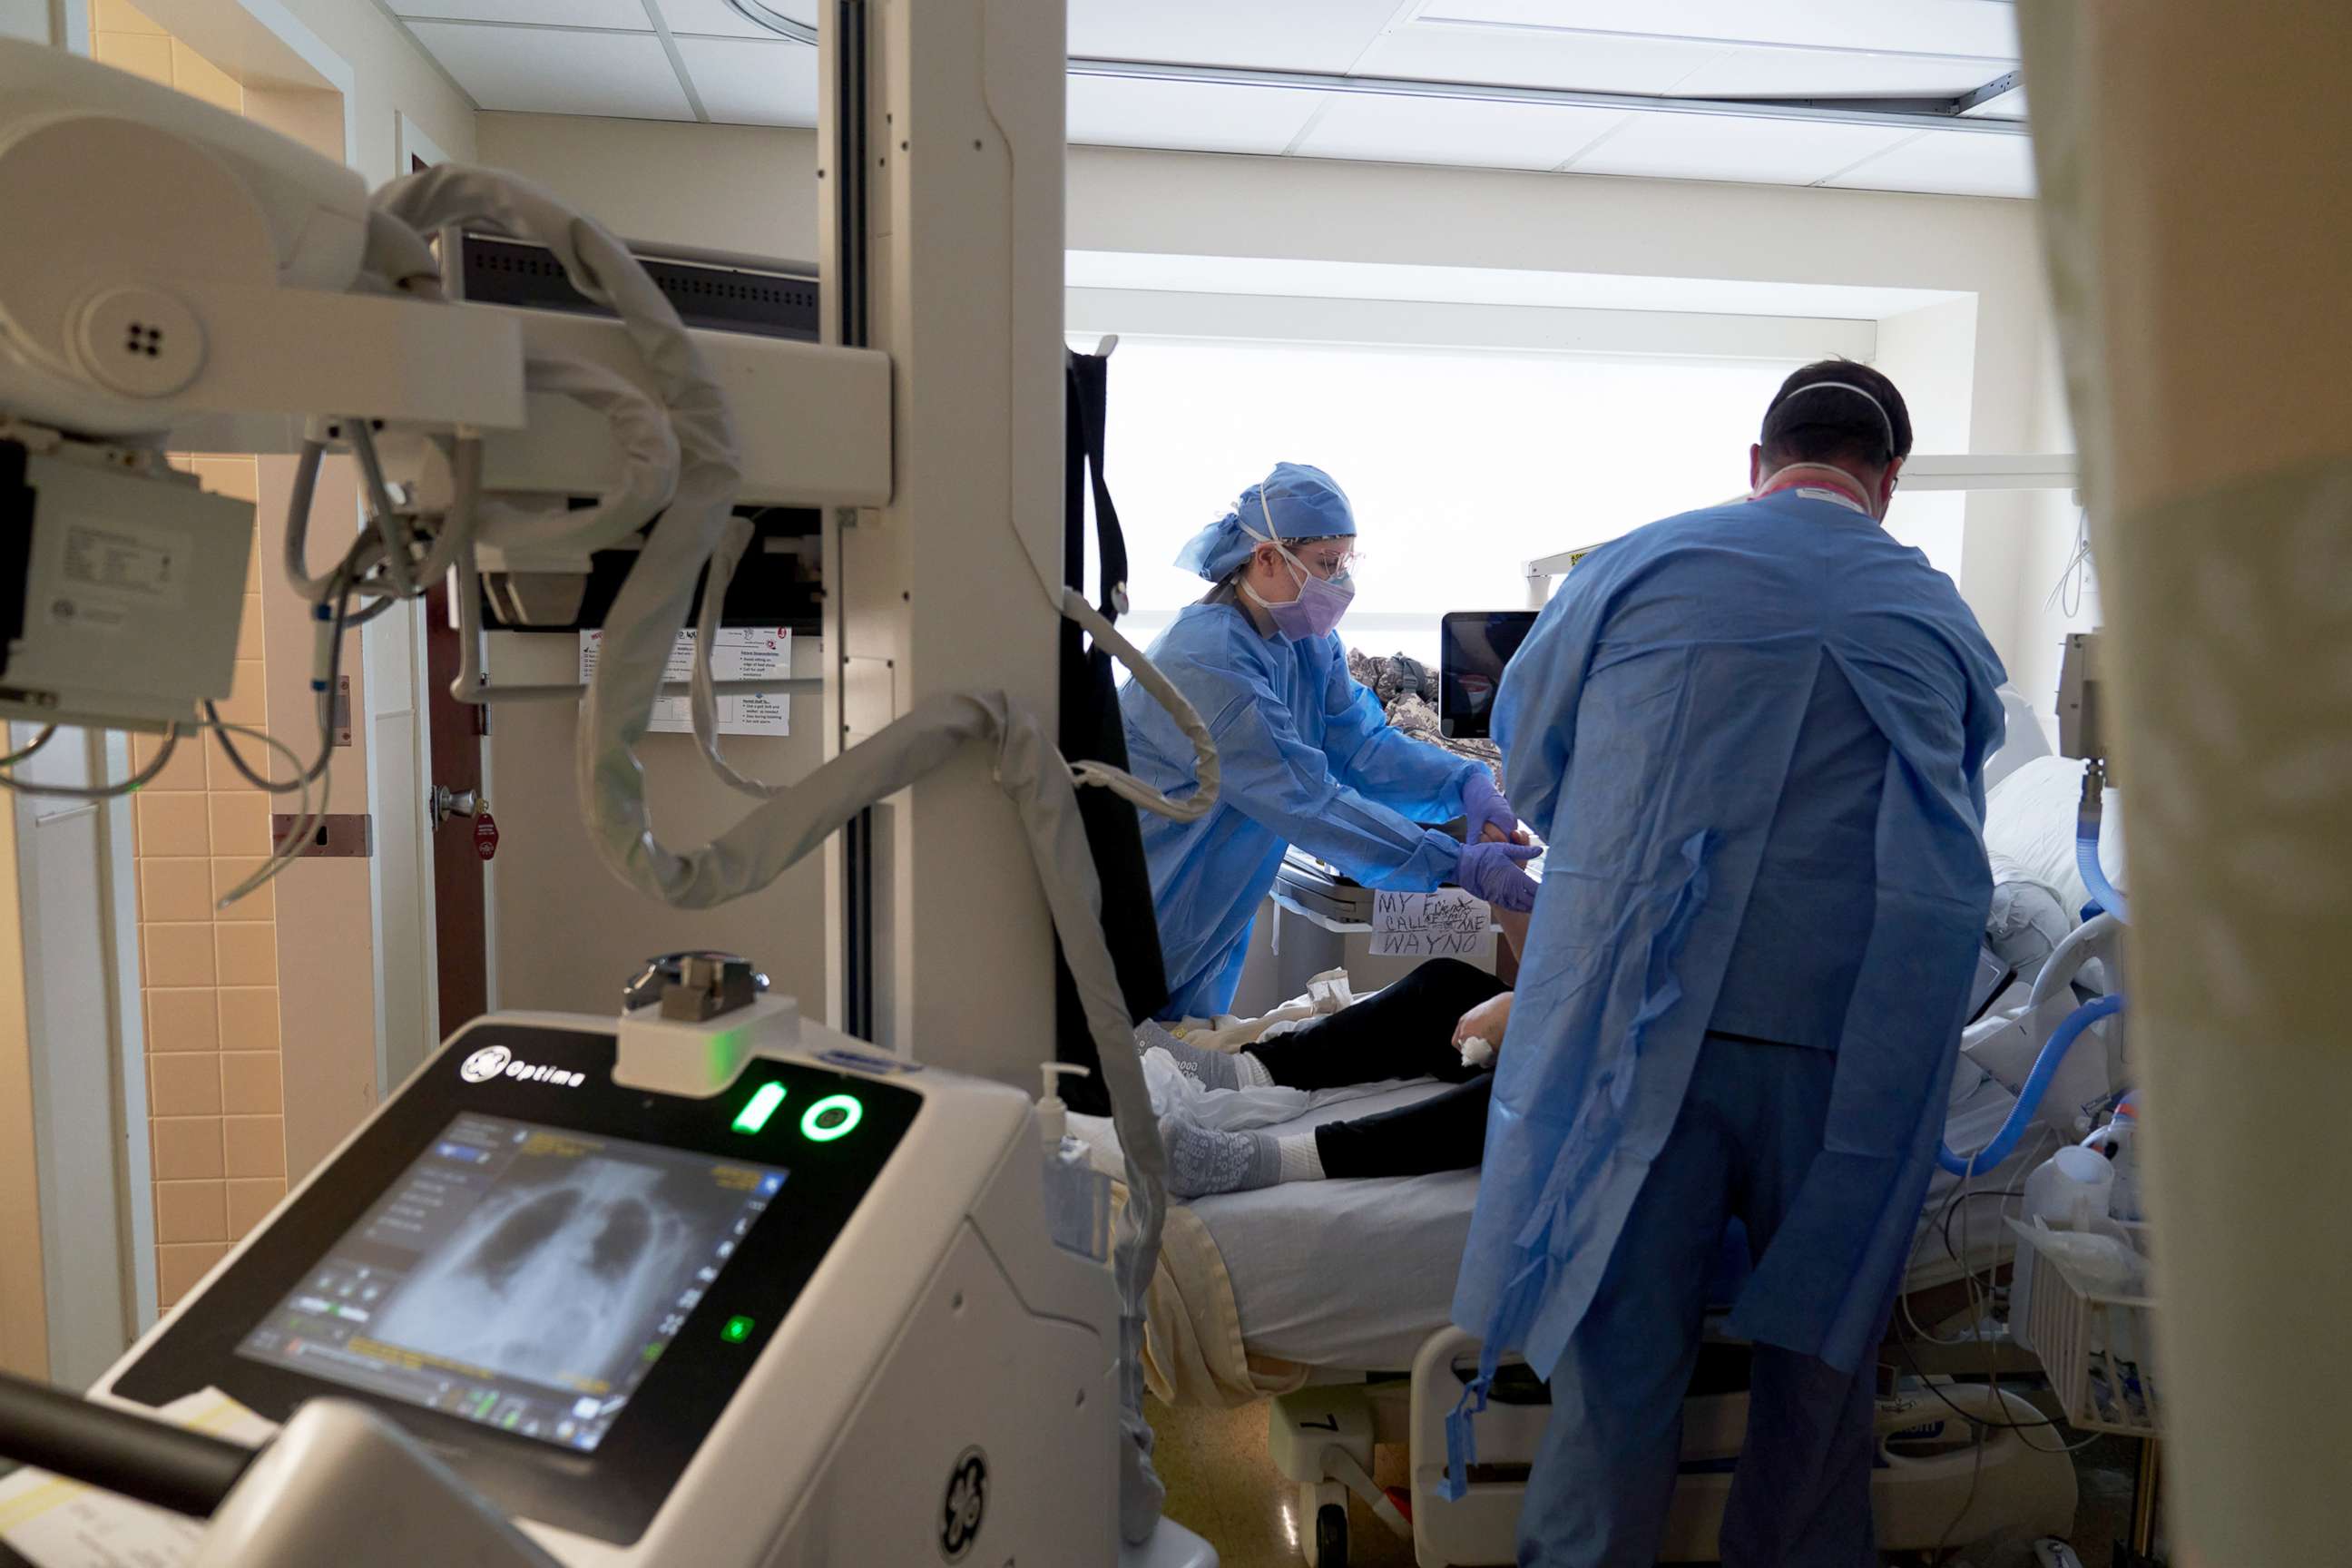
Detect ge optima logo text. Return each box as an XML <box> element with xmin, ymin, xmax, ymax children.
<box><xmin>459</xmin><ymin>1044</ymin><xmax>585</xmax><ymax>1088</ymax></box>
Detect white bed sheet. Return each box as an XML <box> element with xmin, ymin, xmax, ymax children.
<box><xmin>1186</xmin><ymin>1069</ymin><xmax>2036</xmax><ymax>1374</ymax></box>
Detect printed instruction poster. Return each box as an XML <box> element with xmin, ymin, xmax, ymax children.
<box><xmin>579</xmin><ymin>627</ymin><xmax>790</xmax><ymax>737</ymax></box>
<box><xmin>1371</xmin><ymin>887</ymin><xmax>1491</xmax><ymax>958</ymax></box>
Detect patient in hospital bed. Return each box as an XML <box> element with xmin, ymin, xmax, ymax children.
<box><xmin>1150</xmin><ymin>851</ymin><xmax>2083</xmax><ymax>1201</ymax></box>
<box><xmin>1149</xmin><ymin>900</ymin><xmax>1537</xmax><ymax>1198</ymax></box>
<box><xmin>1149</xmin><ymin>956</ymin><xmax>1514</xmax><ymax>1196</ymax></box>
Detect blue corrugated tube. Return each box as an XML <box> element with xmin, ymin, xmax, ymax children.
<box><xmin>2077</xmin><ymin>830</ymin><xmax>2131</xmax><ymax>923</ymax></box>
<box><xmin>1939</xmin><ymin>993</ymin><xmax>2125</xmax><ymax>1177</ymax></box>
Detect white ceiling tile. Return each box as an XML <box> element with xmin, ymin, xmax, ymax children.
<box><xmin>1296</xmin><ymin>93</ymin><xmax>1624</xmax><ymax>172</ymax></box>
<box><xmin>658</xmin><ymin>0</ymin><xmax>789</xmax><ymax>39</ymax></box>
<box><xmin>1067</xmin><ymin>75</ymin><xmax>1326</xmax><ymax>156</ymax></box>
<box><xmin>396</xmin><ymin>0</ymin><xmax>651</xmax><ymax>27</ymax></box>
<box><xmin>674</xmin><ymin>37</ymin><xmax>816</xmax><ymax>125</ymax></box>
<box><xmin>1827</xmin><ymin>130</ymin><xmax>2035</xmax><ymax>198</ymax></box>
<box><xmin>1072</xmin><ymin>0</ymin><xmax>1402</xmax><ymax>74</ymax></box>
<box><xmin>1565</xmin><ymin>111</ymin><xmax>1915</xmax><ymax>185</ymax></box>
<box><xmin>1415</xmin><ymin>1</ymin><xmax>2017</xmax><ymax>62</ymax></box>
<box><xmin>407</xmin><ymin>23</ymin><xmax>694</xmax><ymax>120</ymax></box>
<box><xmin>1357</xmin><ymin>26</ymin><xmax>1731</xmax><ymax>95</ymax></box>
<box><xmin>1666</xmin><ymin>47</ymin><xmax>2005</xmax><ymax>100</ymax></box>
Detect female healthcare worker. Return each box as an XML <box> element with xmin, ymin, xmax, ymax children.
<box><xmin>1118</xmin><ymin>462</ymin><xmax>1542</xmax><ymax>1020</ymax></box>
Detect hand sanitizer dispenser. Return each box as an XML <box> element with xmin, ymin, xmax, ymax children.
<box><xmin>1038</xmin><ymin>1063</ymin><xmax>1112</xmax><ymax>1261</ymax></box>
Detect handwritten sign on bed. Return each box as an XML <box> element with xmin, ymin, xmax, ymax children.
<box><xmin>1370</xmin><ymin>888</ymin><xmax>1491</xmax><ymax>958</ymax></box>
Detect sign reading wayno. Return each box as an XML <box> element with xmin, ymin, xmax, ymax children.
<box><xmin>1371</xmin><ymin>888</ymin><xmax>1490</xmax><ymax>958</ymax></box>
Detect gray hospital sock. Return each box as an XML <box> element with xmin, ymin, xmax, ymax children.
<box><xmin>1135</xmin><ymin>1021</ymin><xmax>1271</xmax><ymax>1093</ymax></box>
<box><xmin>1160</xmin><ymin>1112</ymin><xmax>1282</xmax><ymax>1197</ymax></box>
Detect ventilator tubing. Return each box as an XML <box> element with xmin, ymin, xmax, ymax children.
<box><xmin>1938</xmin><ymin>994</ymin><xmax>2124</xmax><ymax>1177</ymax></box>
<box><xmin>2077</xmin><ymin>828</ymin><xmax>2131</xmax><ymax>923</ymax></box>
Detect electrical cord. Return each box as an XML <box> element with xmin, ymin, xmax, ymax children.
<box><xmin>0</xmin><ymin>726</ymin><xmax>57</xmax><ymax>769</ymax></box>
<box><xmin>193</xmin><ymin>569</ymin><xmax>357</xmax><ymax>905</ymax></box>
<box><xmin>1895</xmin><ymin>1122</ymin><xmax>2073</xmax><ymax>1562</ymax></box>
<box><xmin>0</xmin><ymin>725</ymin><xmax>181</xmax><ymax>799</ymax></box>
<box><xmin>2047</xmin><ymin>507</ymin><xmax>2093</xmax><ymax>618</ymax></box>
<box><xmin>283</xmin><ymin>429</ymin><xmax>483</xmax><ymax>620</ymax></box>
<box><xmin>346</xmin><ymin>423</ymin><xmax>421</xmax><ymax>603</ymax></box>
<box><xmin>203</xmin><ymin>602</ymin><xmax>346</xmax><ymax>793</ymax></box>
<box><xmin>198</xmin><ymin>719</ymin><xmax>323</xmax><ymax>907</ymax></box>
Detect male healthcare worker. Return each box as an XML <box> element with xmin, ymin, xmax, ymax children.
<box><xmin>1451</xmin><ymin>364</ymin><xmax>2007</xmax><ymax>1565</ymax></box>
<box><xmin>1120</xmin><ymin>462</ymin><xmax>1542</xmax><ymax>1019</ymax></box>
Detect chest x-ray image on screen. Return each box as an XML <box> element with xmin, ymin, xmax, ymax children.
<box><xmin>240</xmin><ymin>1116</ymin><xmax>784</xmax><ymax>1450</ymax></box>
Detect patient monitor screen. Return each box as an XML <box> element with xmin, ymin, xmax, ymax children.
<box><xmin>1440</xmin><ymin>611</ymin><xmax>1538</xmax><ymax>739</ymax></box>
<box><xmin>237</xmin><ymin>1113</ymin><xmax>786</xmax><ymax>1453</ymax></box>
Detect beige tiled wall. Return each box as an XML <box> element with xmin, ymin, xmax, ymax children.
<box><xmin>90</xmin><ymin>0</ymin><xmax>242</xmax><ymax>113</ymax></box>
<box><xmin>136</xmin><ymin>456</ymin><xmax>285</xmax><ymax>1309</ymax></box>
<box><xmin>96</xmin><ymin>4</ymin><xmax>290</xmax><ymax>1313</ymax></box>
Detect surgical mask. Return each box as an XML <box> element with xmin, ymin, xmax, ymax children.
<box><xmin>1749</xmin><ymin>463</ymin><xmax>1875</xmax><ymax>513</ymax></box>
<box><xmin>1238</xmin><ymin>494</ymin><xmax>1355</xmax><ymax>640</ymax></box>
<box><xmin>1750</xmin><ymin>380</ymin><xmax>1898</xmax><ymax>514</ymax></box>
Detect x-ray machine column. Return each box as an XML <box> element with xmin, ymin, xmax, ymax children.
<box><xmin>819</xmin><ymin>0</ymin><xmax>1068</xmax><ymax>1084</ymax></box>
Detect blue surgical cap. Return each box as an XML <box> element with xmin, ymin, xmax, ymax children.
<box><xmin>1173</xmin><ymin>462</ymin><xmax>1357</xmax><ymax>582</ymax></box>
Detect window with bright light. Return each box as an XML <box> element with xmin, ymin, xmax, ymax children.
<box><xmin>1089</xmin><ymin>338</ymin><xmax>1810</xmax><ymax>665</ymax></box>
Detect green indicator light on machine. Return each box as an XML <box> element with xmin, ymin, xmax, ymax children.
<box><xmin>731</xmin><ymin>1081</ymin><xmax>788</xmax><ymax>1134</ymax></box>
<box><xmin>720</xmin><ymin>1315</ymin><xmax>755</xmax><ymax>1344</ymax></box>
<box><xmin>800</xmin><ymin>1093</ymin><xmax>864</xmax><ymax>1142</ymax></box>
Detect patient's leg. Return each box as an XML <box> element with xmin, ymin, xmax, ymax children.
<box><xmin>1253</xmin><ymin>958</ymin><xmax>1505</xmax><ymax>1087</ymax></box>
<box><xmin>1161</xmin><ymin>1075</ymin><xmax>1494</xmax><ymax>1197</ymax></box>
<box><xmin>1312</xmin><ymin>1075</ymin><xmax>1494</xmax><ymax>1178</ymax></box>
<box><xmin>1145</xmin><ymin>958</ymin><xmax>1506</xmax><ymax>1094</ymax></box>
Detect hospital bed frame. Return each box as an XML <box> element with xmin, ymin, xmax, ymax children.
<box><xmin>1266</xmin><ymin>1326</ymin><xmax>2077</xmax><ymax>1567</ymax></box>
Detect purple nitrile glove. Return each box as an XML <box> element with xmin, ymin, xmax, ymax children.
<box><xmin>1463</xmin><ymin>770</ymin><xmax>1519</xmax><ymax>845</ymax></box>
<box><xmin>1457</xmin><ymin>839</ymin><xmax>1541</xmax><ymax>914</ymax></box>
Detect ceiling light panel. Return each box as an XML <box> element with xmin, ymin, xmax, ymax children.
<box><xmin>1413</xmin><ymin>0</ymin><xmax>2017</xmax><ymax>61</ymax></box>
<box><xmin>1666</xmin><ymin>48</ymin><xmax>2008</xmax><ymax>100</ymax></box>
<box><xmin>1356</xmin><ymin>26</ymin><xmax>1731</xmax><ymax>95</ymax></box>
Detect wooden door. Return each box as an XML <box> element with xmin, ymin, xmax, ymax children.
<box><xmin>422</xmin><ymin>579</ymin><xmax>488</xmax><ymax>1038</ymax></box>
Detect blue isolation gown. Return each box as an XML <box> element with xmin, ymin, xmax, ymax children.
<box><xmin>1121</xmin><ymin>601</ymin><xmax>1478</xmax><ymax>1019</ymax></box>
<box><xmin>1450</xmin><ymin>489</ymin><xmax>2006</xmax><ymax>1420</ymax></box>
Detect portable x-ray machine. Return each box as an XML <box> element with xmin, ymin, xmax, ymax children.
<box><xmin>0</xmin><ymin>3</ymin><xmax>1213</xmax><ymax>1562</ymax></box>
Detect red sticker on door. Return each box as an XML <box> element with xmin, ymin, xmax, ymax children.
<box><xmin>473</xmin><ymin>812</ymin><xmax>499</xmax><ymax>861</ymax></box>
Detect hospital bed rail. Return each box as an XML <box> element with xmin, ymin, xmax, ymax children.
<box><xmin>1263</xmin><ymin>1325</ymin><xmax>2077</xmax><ymax>1567</ymax></box>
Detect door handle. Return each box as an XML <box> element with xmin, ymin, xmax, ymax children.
<box><xmin>428</xmin><ymin>784</ymin><xmax>482</xmax><ymax>829</ymax></box>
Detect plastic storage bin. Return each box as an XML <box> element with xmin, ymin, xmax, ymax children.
<box><xmin>2010</xmin><ymin>1218</ymin><xmax>2160</xmax><ymax>1437</ymax></box>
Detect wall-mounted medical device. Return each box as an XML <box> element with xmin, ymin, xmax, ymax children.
<box><xmin>2057</xmin><ymin>631</ymin><xmax>2106</xmax><ymax>766</ymax></box>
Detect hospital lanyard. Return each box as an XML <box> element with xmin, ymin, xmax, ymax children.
<box><xmin>1752</xmin><ymin>467</ymin><xmax>1873</xmax><ymax>516</ymax></box>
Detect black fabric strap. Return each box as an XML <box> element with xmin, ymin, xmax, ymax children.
<box><xmin>1053</xmin><ymin>347</ymin><xmax>1168</xmax><ymax>1112</ymax></box>
<box><xmin>1064</xmin><ymin>349</ymin><xmax>1128</xmax><ymax>618</ymax></box>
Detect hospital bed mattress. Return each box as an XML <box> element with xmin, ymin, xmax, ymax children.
<box><xmin>1188</xmin><ymin>1070</ymin><xmax>2034</xmax><ymax>1374</ymax></box>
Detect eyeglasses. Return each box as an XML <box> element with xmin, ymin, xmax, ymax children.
<box><xmin>1296</xmin><ymin>545</ymin><xmax>1358</xmax><ymax>581</ymax></box>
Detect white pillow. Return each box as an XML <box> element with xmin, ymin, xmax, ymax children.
<box><xmin>1982</xmin><ymin>754</ymin><xmax>2128</xmax><ymax>916</ymax></box>
<box><xmin>1983</xmin><ymin>685</ymin><xmax>2053</xmax><ymax>793</ymax></box>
